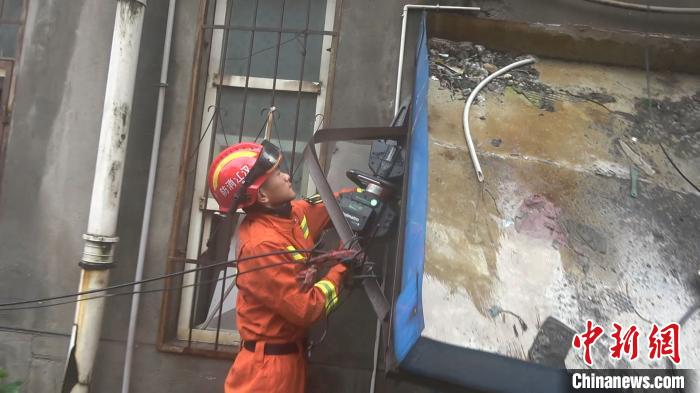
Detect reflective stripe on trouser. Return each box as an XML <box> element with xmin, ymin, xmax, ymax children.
<box><xmin>313</xmin><ymin>279</ymin><xmax>339</xmax><ymax>314</ymax></box>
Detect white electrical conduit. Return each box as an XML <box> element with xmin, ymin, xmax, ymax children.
<box><xmin>393</xmin><ymin>4</ymin><xmax>480</xmax><ymax>116</ymax></box>
<box><xmin>121</xmin><ymin>0</ymin><xmax>177</xmax><ymax>391</ymax></box>
<box><xmin>463</xmin><ymin>57</ymin><xmax>536</xmax><ymax>182</ymax></box>
<box><xmin>583</xmin><ymin>0</ymin><xmax>700</xmax><ymax>14</ymax></box>
<box><xmin>384</xmin><ymin>8</ymin><xmax>482</xmax><ymax>392</ymax></box>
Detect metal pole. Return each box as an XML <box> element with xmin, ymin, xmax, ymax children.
<box><xmin>62</xmin><ymin>1</ymin><xmax>147</xmax><ymax>392</ymax></box>
<box><xmin>393</xmin><ymin>4</ymin><xmax>479</xmax><ymax>116</ymax></box>
<box><xmin>121</xmin><ymin>0</ymin><xmax>176</xmax><ymax>390</ymax></box>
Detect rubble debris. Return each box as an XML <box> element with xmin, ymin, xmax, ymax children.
<box><xmin>578</xmin><ymin>90</ymin><xmax>617</xmax><ymax>104</ymax></box>
<box><xmin>618</xmin><ymin>139</ymin><xmax>655</xmax><ymax>176</ymax></box>
<box><xmin>429</xmin><ymin>38</ymin><xmax>555</xmax><ymax>112</ymax></box>
<box><xmin>631</xmin><ymin>92</ymin><xmax>700</xmax><ymax>153</ymax></box>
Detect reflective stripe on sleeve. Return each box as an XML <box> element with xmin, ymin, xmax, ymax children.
<box><xmin>314</xmin><ymin>279</ymin><xmax>339</xmax><ymax>314</ymax></box>
<box><xmin>300</xmin><ymin>215</ymin><xmax>310</xmax><ymax>239</ymax></box>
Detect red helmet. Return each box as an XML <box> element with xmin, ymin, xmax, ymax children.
<box><xmin>207</xmin><ymin>140</ymin><xmax>283</xmax><ymax>212</ymax></box>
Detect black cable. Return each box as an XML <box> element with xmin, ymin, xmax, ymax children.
<box><xmin>290</xmin><ymin>114</ymin><xmax>325</xmax><ymax>185</ymax></box>
<box><xmin>217</xmin><ymin>107</ymin><xmax>230</xmax><ymax>147</ymax></box>
<box><xmin>272</xmin><ymin>116</ymin><xmax>291</xmax><ymax>174</ymax></box>
<box><xmin>310</xmin><ymin>268</ymin><xmax>369</xmax><ymax>350</ymax></box>
<box><xmin>0</xmin><ymin>248</ymin><xmax>320</xmax><ymax>308</ymax></box>
<box><xmin>225</xmin><ymin>32</ymin><xmax>303</xmax><ymax>62</ymax></box>
<box><xmin>310</xmin><ymin>220</ymin><xmax>384</xmax><ymax>351</ymax></box>
<box><xmin>1</xmin><ymin>238</ymin><xmax>346</xmax><ymax>313</ymax></box>
<box><xmin>253</xmin><ymin>111</ymin><xmax>271</xmax><ymax>143</ymax></box>
<box><xmin>185</xmin><ymin>106</ymin><xmax>220</xmax><ymax>175</ymax></box>
<box><xmin>308</xmin><ymin>288</ymin><xmax>350</xmax><ymax>351</ymax></box>
<box><xmin>349</xmin><ymin>275</ymin><xmax>380</xmax><ymax>280</ymax></box>
<box><xmin>0</xmin><ymin>259</ymin><xmax>299</xmax><ymax>312</ymax></box>
<box><xmin>659</xmin><ymin>143</ymin><xmax>700</xmax><ymax>194</ymax></box>
<box><xmin>2</xmin><ymin>247</ymin><xmax>359</xmax><ymax>313</ymax></box>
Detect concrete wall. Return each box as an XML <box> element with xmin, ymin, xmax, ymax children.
<box><xmin>0</xmin><ymin>0</ymin><xmax>114</xmax><ymax>389</ymax></box>
<box><xmin>0</xmin><ymin>0</ymin><xmax>697</xmax><ymax>392</ymax></box>
<box><xmin>0</xmin><ymin>0</ymin><xmax>229</xmax><ymax>391</ymax></box>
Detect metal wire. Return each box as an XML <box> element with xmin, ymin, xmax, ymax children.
<box><xmin>185</xmin><ymin>105</ymin><xmax>218</xmax><ymax>173</ymax></box>
<box><xmin>0</xmin><ymin>259</ymin><xmax>304</xmax><ymax>312</ymax></box>
<box><xmin>0</xmin><ymin>248</ymin><xmax>320</xmax><ymax>308</ymax></box>
<box><xmin>227</xmin><ymin>31</ymin><xmax>302</xmax><ymax>62</ymax></box>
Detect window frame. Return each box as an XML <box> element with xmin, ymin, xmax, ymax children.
<box><xmin>0</xmin><ymin>0</ymin><xmax>27</xmax><ymax>197</ymax></box>
<box><xmin>158</xmin><ymin>0</ymin><xmax>339</xmax><ymax>357</ymax></box>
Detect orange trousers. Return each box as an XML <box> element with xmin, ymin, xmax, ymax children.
<box><xmin>224</xmin><ymin>344</ymin><xmax>306</xmax><ymax>393</ymax></box>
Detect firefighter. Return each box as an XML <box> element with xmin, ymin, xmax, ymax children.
<box><xmin>207</xmin><ymin>140</ymin><xmax>348</xmax><ymax>393</ymax></box>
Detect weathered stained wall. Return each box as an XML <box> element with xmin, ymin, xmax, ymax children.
<box><xmin>0</xmin><ymin>0</ymin><xmax>229</xmax><ymax>391</ymax></box>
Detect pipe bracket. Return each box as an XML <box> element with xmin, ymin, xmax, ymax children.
<box><xmin>80</xmin><ymin>234</ymin><xmax>120</xmax><ymax>270</ymax></box>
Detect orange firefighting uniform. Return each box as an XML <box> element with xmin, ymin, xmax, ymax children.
<box><xmin>224</xmin><ymin>195</ymin><xmax>348</xmax><ymax>393</ymax></box>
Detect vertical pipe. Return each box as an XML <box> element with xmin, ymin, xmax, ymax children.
<box><xmin>393</xmin><ymin>6</ymin><xmax>409</xmax><ymax>117</ymax></box>
<box><xmin>393</xmin><ymin>5</ymin><xmax>480</xmax><ymax>116</ymax></box>
<box><xmin>63</xmin><ymin>1</ymin><xmax>147</xmax><ymax>392</ymax></box>
<box><xmin>120</xmin><ymin>0</ymin><xmax>176</xmax><ymax>391</ymax></box>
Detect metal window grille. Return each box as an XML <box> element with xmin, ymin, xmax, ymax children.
<box><xmin>159</xmin><ymin>0</ymin><xmax>337</xmax><ymax>357</ymax></box>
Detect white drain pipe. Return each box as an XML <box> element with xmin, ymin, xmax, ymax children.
<box><xmin>63</xmin><ymin>1</ymin><xmax>147</xmax><ymax>392</ymax></box>
<box><xmin>120</xmin><ymin>0</ymin><xmax>176</xmax><ymax>391</ymax></box>
<box><xmin>393</xmin><ymin>4</ymin><xmax>480</xmax><ymax>116</ymax></box>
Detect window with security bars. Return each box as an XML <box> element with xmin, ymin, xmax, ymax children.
<box><xmin>159</xmin><ymin>0</ymin><xmax>337</xmax><ymax>355</ymax></box>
